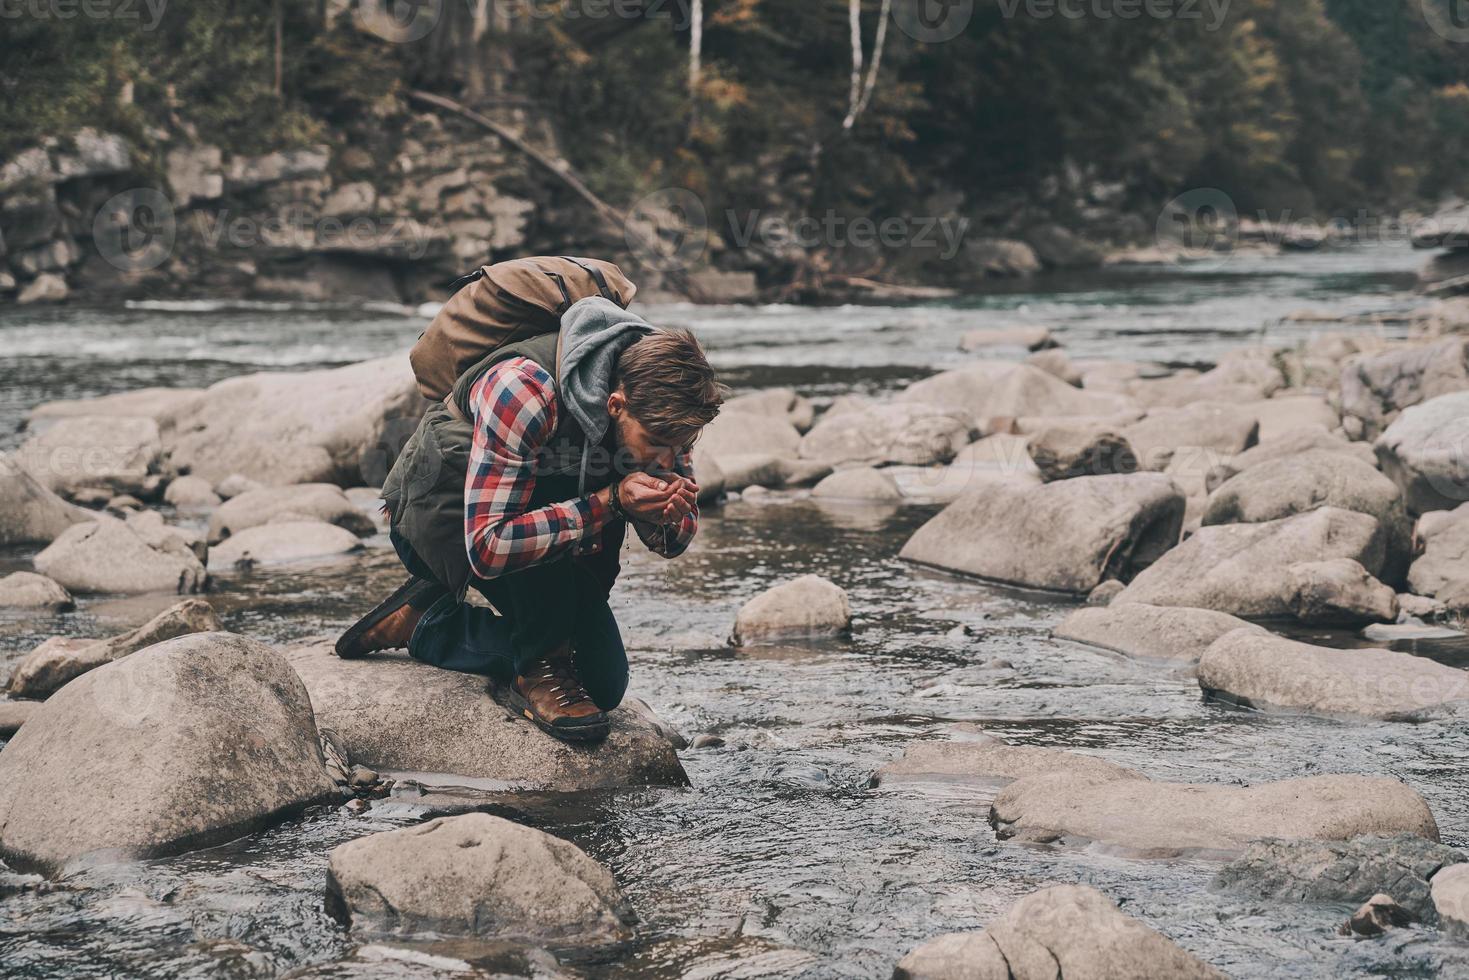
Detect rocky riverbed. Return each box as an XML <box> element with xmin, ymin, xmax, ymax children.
<box><xmin>4</xmin><ymin>247</ymin><xmax>1469</xmax><ymax>978</ymax></box>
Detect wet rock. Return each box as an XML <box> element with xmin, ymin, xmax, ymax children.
<box><xmin>285</xmin><ymin>641</ymin><xmax>687</xmax><ymax>790</ymax></box>
<box><xmin>0</xmin><ymin>700</ymin><xmax>37</xmax><ymax>737</ymax></box>
<box><xmin>0</xmin><ymin>571</ymin><xmax>73</xmax><ymax>611</ymax></box>
<box><xmin>1024</xmin><ymin>348</ymin><xmax>1082</xmax><ymax>386</ymax></box>
<box><xmin>731</xmin><ymin>575</ymin><xmax>851</xmax><ymax>644</ymax></box>
<box><xmin>893</xmin><ymin>884</ymin><xmax>1224</xmax><ymax>980</ymax></box>
<box><xmin>26</xmin><ymin>386</ymin><xmax>205</xmax><ymax>433</ymax></box>
<box><xmin>1376</xmin><ymin>392</ymin><xmax>1469</xmax><ymax>515</ymax></box>
<box><xmin>1214</xmin><ymin>834</ymin><xmax>1465</xmax><ymax>923</ymax></box>
<box><xmin>124</xmin><ymin>509</ymin><xmax>208</xmax><ymax>562</ymax></box>
<box><xmin>215</xmin><ymin>473</ymin><xmax>264</xmax><ymax>500</ymax></box>
<box><xmin>885</xmin><ymin>443</ymin><xmax>1043</xmax><ymax>504</ymax></box>
<box><xmin>1197</xmin><ymin>628</ymin><xmax>1469</xmax><ymax>721</ymax></box>
<box><xmin>1206</xmin><ymin>428</ymin><xmax>1377</xmax><ymax>494</ymax></box>
<box><xmin>1054</xmin><ymin>603</ymin><xmax>1262</xmax><ymax>665</ymax></box>
<box><xmin>798</xmin><ymin>403</ymin><xmax>973</xmax><ymax>468</ymax></box>
<box><xmin>105</xmin><ymin>494</ymin><xmax>145</xmax><ymax>514</ymax></box>
<box><xmin>707</xmin><ymin>453</ymin><xmax>787</xmax><ymax>493</ymax></box>
<box><xmin>34</xmin><ymin>518</ymin><xmax>208</xmax><ymax>595</ymax></box>
<box><xmin>1340</xmin><ymin>337</ymin><xmax>1469</xmax><ymax>440</ymax></box>
<box><xmin>990</xmin><ymin>764</ymin><xmax>1438</xmax><ymax>857</ymax></box>
<box><xmin>1025</xmin><ymin>423</ymin><xmax>1137</xmax><ymax>481</ymax></box>
<box><xmin>1202</xmin><ymin>450</ymin><xmax>1405</xmax><ymax>535</ymax></box>
<box><xmin>1432</xmin><ymin>864</ymin><xmax>1469</xmax><ymax>936</ymax></box>
<box><xmin>1121</xmin><ymin>402</ymin><xmax>1259</xmax><ymax>470</ymax></box>
<box><xmin>13</xmin><ymin>416</ymin><xmax>164</xmax><ymax>497</ymax></box>
<box><xmin>163</xmin><ymin>475</ymin><xmax>221</xmax><ymax>509</ymax></box>
<box><xmin>869</xmin><ymin>735</ymin><xmax>1139</xmax><ymax>788</ymax></box>
<box><xmin>1114</xmin><ymin>508</ymin><xmax>1387</xmax><ymax>617</ymax></box>
<box><xmin>723</xmin><ymin>388</ymin><xmax>815</xmax><ymax>432</ymax></box>
<box><xmin>280</xmin><ymin>940</ymin><xmax>561</xmax><ymax>979</ymax></box>
<box><xmin>0</xmin><ymin>632</ymin><xmax>337</xmax><ymax>874</ymax></box>
<box><xmin>165</xmin><ymin>354</ymin><xmax>432</xmax><ymax>486</ymax></box>
<box><xmin>957</xmin><ymin>326</ymin><xmax>1056</xmax><ymax>352</ymax></box>
<box><xmin>8</xmin><ymin>598</ymin><xmax>222</xmax><ymax>698</ymax></box>
<box><xmin>16</xmin><ymin>273</ymin><xmax>67</xmax><ymax>304</ymax></box>
<box><xmin>957</xmin><ymin>238</ymin><xmax>1041</xmax><ymax>279</ymax></box>
<box><xmin>1341</xmin><ymin>894</ymin><xmax>1413</xmax><ymax>936</ymax></box>
<box><xmin>209</xmin><ymin>520</ymin><xmax>364</xmax><ymax>570</ymax></box>
<box><xmin>0</xmin><ymin>454</ymin><xmax>88</xmax><ymax>545</ymax></box>
<box><xmin>1287</xmin><ymin>558</ymin><xmax>1398</xmax><ymax>626</ymax></box>
<box><xmin>327</xmin><ymin>813</ymin><xmax>629</xmax><ymax>943</ymax></box>
<box><xmin>691</xmin><ymin>734</ymin><xmax>726</xmax><ymax>749</ymax></box>
<box><xmin>698</xmin><ymin>409</ymin><xmax>802</xmax><ymax>460</ymax></box>
<box><xmin>899</xmin><ymin>361</ymin><xmax>1134</xmax><ymax>428</ymax></box>
<box><xmin>209</xmin><ymin>484</ymin><xmax>378</xmax><ymax>543</ymax></box>
<box><xmin>1246</xmin><ymin>395</ymin><xmax>1339</xmax><ymax>442</ymax></box>
<box><xmin>900</xmin><ymin>473</ymin><xmax>1184</xmax><ymax>595</ymax></box>
<box><xmin>811</xmin><ymin>466</ymin><xmax>903</xmax><ymax>502</ymax></box>
<box><xmin>1399</xmin><ymin>594</ymin><xmax>1449</xmax><ymax>620</ymax></box>
<box><xmin>1409</xmin><ymin>509</ymin><xmax>1469</xmax><ymax>601</ymax></box>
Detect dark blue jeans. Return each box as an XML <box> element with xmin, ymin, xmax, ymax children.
<box><xmin>391</xmin><ymin>530</ymin><xmax>629</xmax><ymax>712</ymax></box>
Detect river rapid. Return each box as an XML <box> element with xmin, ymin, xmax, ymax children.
<box><xmin>3</xmin><ymin>245</ymin><xmax>1468</xmax><ymax>979</ymax></box>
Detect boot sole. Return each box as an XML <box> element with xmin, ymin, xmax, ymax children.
<box><xmin>501</xmin><ymin>685</ymin><xmax>611</xmax><ymax>743</ymax></box>
<box><xmin>334</xmin><ymin>578</ymin><xmax>442</xmax><ymax>659</ymax></box>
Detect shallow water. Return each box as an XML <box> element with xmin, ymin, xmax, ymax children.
<box><xmin>2</xmin><ymin>245</ymin><xmax>1466</xmax><ymax>979</ymax></box>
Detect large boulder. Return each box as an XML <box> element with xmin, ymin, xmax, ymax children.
<box><xmin>1206</xmin><ymin>428</ymin><xmax>1376</xmax><ymax>494</ymax></box>
<box><xmin>0</xmin><ymin>454</ymin><xmax>87</xmax><ymax>545</ymax></box>
<box><xmin>811</xmin><ymin>466</ymin><xmax>904</xmax><ymax>501</ymax></box>
<box><xmin>1339</xmin><ymin>338</ymin><xmax>1469</xmax><ymax>440</ymax></box>
<box><xmin>1113</xmin><ymin>508</ymin><xmax>1387</xmax><ymax>617</ymax></box>
<box><xmin>165</xmin><ymin>354</ymin><xmax>432</xmax><ymax>486</ymax></box>
<box><xmin>34</xmin><ymin>518</ymin><xmax>208</xmax><ymax>595</ymax></box>
<box><xmin>1121</xmin><ymin>403</ymin><xmax>1259</xmax><ymax>470</ymax></box>
<box><xmin>1409</xmin><ymin>508</ymin><xmax>1469</xmax><ymax>600</ymax></box>
<box><xmin>990</xmin><ymin>764</ymin><xmax>1438</xmax><ymax>857</ymax></box>
<box><xmin>731</xmin><ymin>575</ymin><xmax>852</xmax><ymax>644</ymax></box>
<box><xmin>208</xmin><ymin>484</ymin><xmax>378</xmax><ymax>543</ymax></box>
<box><xmin>285</xmin><ymin>641</ymin><xmax>687</xmax><ymax>790</ymax></box>
<box><xmin>0</xmin><ymin>632</ymin><xmax>337</xmax><ymax>874</ymax></box>
<box><xmin>697</xmin><ymin>409</ymin><xmax>802</xmax><ymax>460</ymax></box>
<box><xmin>898</xmin><ymin>362</ymin><xmax>1134</xmax><ymax>427</ymax></box>
<box><xmin>1025</xmin><ymin>423</ymin><xmax>1137</xmax><ymax>481</ymax></box>
<box><xmin>1375</xmin><ymin>392</ymin><xmax>1469</xmax><ymax>515</ymax></box>
<box><xmin>326</xmin><ymin>813</ymin><xmax>629</xmax><ymax>944</ymax></box>
<box><xmin>26</xmin><ymin>386</ymin><xmax>205</xmax><ymax>432</ymax></box>
<box><xmin>1202</xmin><ymin>450</ymin><xmax>1405</xmax><ymax>530</ymax></box>
<box><xmin>209</xmin><ymin>520</ymin><xmax>364</xmax><ymax>570</ymax></box>
<box><xmin>1434</xmin><ymin>864</ymin><xmax>1469</xmax><ymax>936</ymax></box>
<box><xmin>798</xmin><ymin>403</ymin><xmax>972</xmax><ymax>468</ymax></box>
<box><xmin>722</xmin><ymin>388</ymin><xmax>815</xmax><ymax>432</ymax></box>
<box><xmin>1197</xmin><ymin>628</ymin><xmax>1469</xmax><ymax>721</ymax></box>
<box><xmin>1214</xmin><ymin>835</ymin><xmax>1467</xmax><ymax>923</ymax></box>
<box><xmin>899</xmin><ymin>474</ymin><xmax>1185</xmax><ymax>594</ymax></box>
<box><xmin>8</xmin><ymin>598</ymin><xmax>222</xmax><ymax>698</ymax></box>
<box><xmin>1286</xmin><ymin>558</ymin><xmax>1398</xmax><ymax>626</ymax></box>
<box><xmin>1053</xmin><ymin>603</ymin><xmax>1263</xmax><ymax>665</ymax></box>
<box><xmin>893</xmin><ymin>885</ymin><xmax>1224</xmax><ymax>980</ymax></box>
<box><xmin>0</xmin><ymin>571</ymin><xmax>73</xmax><ymax>611</ymax></box>
<box><xmin>12</xmin><ymin>416</ymin><xmax>165</xmax><ymax>497</ymax></box>
<box><xmin>1245</xmin><ymin>395</ymin><xmax>1339</xmax><ymax>442</ymax></box>
<box><xmin>869</xmin><ymin>734</ymin><xmax>1139</xmax><ymax>789</ymax></box>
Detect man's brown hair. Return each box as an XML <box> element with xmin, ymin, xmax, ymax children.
<box><xmin>615</xmin><ymin>328</ymin><xmax>725</xmax><ymax>442</ymax></box>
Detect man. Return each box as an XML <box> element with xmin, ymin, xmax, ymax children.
<box><xmin>335</xmin><ymin>296</ymin><xmax>724</xmax><ymax>743</ymax></box>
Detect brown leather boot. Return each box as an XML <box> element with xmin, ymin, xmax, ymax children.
<box><xmin>506</xmin><ymin>650</ymin><xmax>610</xmax><ymax>743</ymax></box>
<box><xmin>335</xmin><ymin>577</ymin><xmax>444</xmax><ymax>659</ymax></box>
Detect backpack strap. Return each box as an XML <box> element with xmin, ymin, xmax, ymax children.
<box><xmin>562</xmin><ymin>256</ymin><xmax>619</xmax><ymax>305</ymax></box>
<box><xmin>447</xmin><ymin>268</ymin><xmax>486</xmax><ymax>295</ymax></box>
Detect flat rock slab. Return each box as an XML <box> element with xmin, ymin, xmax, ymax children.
<box><xmin>1198</xmin><ymin>627</ymin><xmax>1469</xmax><ymax>721</ymax></box>
<box><xmin>899</xmin><ymin>361</ymin><xmax>1135</xmax><ymax>425</ymax></box>
<box><xmin>894</xmin><ymin>884</ymin><xmax>1224</xmax><ymax>980</ymax></box>
<box><xmin>209</xmin><ymin>520</ymin><xmax>364</xmax><ymax>569</ymax></box>
<box><xmin>1114</xmin><ymin>507</ymin><xmax>1387</xmax><ymax>617</ymax></box>
<box><xmin>13</xmin><ymin>415</ymin><xmax>163</xmax><ymax>497</ymax></box>
<box><xmin>0</xmin><ymin>632</ymin><xmax>338</xmax><ymax>874</ymax></box>
<box><xmin>869</xmin><ymin>736</ymin><xmax>1140</xmax><ymax>788</ymax></box>
<box><xmin>1053</xmin><ymin>603</ymin><xmax>1263</xmax><ymax>665</ymax></box>
<box><xmin>1214</xmin><ymin>834</ymin><xmax>1466</xmax><ymax>922</ymax></box>
<box><xmin>799</xmin><ymin>402</ymin><xmax>973</xmax><ymax>468</ymax></box>
<box><xmin>900</xmin><ymin>473</ymin><xmax>1184</xmax><ymax>595</ymax></box>
<box><xmin>286</xmin><ymin>642</ymin><xmax>687</xmax><ymax>791</ymax></box>
<box><xmin>209</xmin><ymin>484</ymin><xmax>378</xmax><ymax>543</ymax></box>
<box><xmin>990</xmin><ymin>767</ymin><xmax>1438</xmax><ymax>858</ymax></box>
<box><xmin>327</xmin><ymin>812</ymin><xmax>630</xmax><ymax>944</ymax></box>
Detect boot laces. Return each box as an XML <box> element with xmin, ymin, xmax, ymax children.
<box><xmin>531</xmin><ymin>657</ymin><xmax>594</xmax><ymax>709</ymax></box>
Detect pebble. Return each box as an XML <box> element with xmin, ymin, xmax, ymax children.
<box><xmin>343</xmin><ymin>798</ymin><xmax>370</xmax><ymax>815</ymax></box>
<box><xmin>1339</xmin><ymin>894</ymin><xmax>1412</xmax><ymax>937</ymax></box>
<box><xmin>691</xmin><ymin>734</ymin><xmax>726</xmax><ymax>749</ymax></box>
<box><xmin>348</xmin><ymin>765</ymin><xmax>379</xmax><ymax>789</ymax></box>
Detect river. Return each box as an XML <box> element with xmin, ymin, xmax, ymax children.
<box><xmin>3</xmin><ymin>244</ymin><xmax>1466</xmax><ymax>978</ymax></box>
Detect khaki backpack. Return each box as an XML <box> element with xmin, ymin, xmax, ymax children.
<box><xmin>409</xmin><ymin>255</ymin><xmax>638</xmax><ymax>400</ymax></box>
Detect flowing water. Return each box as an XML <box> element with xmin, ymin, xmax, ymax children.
<box><xmin>3</xmin><ymin>244</ymin><xmax>1467</xmax><ymax>979</ymax></box>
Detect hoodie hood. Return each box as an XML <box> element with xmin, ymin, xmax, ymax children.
<box><xmin>557</xmin><ymin>296</ymin><xmax>655</xmax><ymax>445</ymax></box>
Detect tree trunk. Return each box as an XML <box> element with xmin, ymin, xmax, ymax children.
<box><xmin>688</xmin><ymin>0</ymin><xmax>704</xmax><ymax>132</ymax></box>
<box><xmin>272</xmin><ymin>0</ymin><xmax>283</xmax><ymax>97</ymax></box>
<box><xmin>843</xmin><ymin>0</ymin><xmax>891</xmax><ymax>130</ymax></box>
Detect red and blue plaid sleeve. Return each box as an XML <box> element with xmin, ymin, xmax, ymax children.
<box><xmin>463</xmin><ymin>358</ymin><xmax>613</xmax><ymax>580</ymax></box>
<box><xmin>629</xmin><ymin>449</ymin><xmax>699</xmax><ymax>558</ymax></box>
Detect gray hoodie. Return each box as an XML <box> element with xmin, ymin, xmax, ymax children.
<box><xmin>557</xmin><ymin>296</ymin><xmax>655</xmax><ymax>447</ymax></box>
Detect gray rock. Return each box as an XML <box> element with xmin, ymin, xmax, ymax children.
<box><xmin>1203</xmin><ymin>450</ymin><xmax>1405</xmax><ymax>531</ymax></box>
<box><xmin>54</xmin><ymin>129</ymin><xmax>131</xmax><ymax>179</ymax></box>
<box><xmin>1376</xmin><ymin>392</ymin><xmax>1469</xmax><ymax>515</ymax></box>
<box><xmin>0</xmin><ymin>572</ymin><xmax>73</xmax><ymax>611</ymax></box>
<box><xmin>708</xmin><ymin>453</ymin><xmax>789</xmax><ymax>493</ymax></box>
<box><xmin>957</xmin><ymin>326</ymin><xmax>1056</xmax><ymax>352</ymax></box>
<box><xmin>0</xmin><ymin>455</ymin><xmax>87</xmax><ymax>546</ymax></box>
<box><xmin>1409</xmin><ymin>510</ymin><xmax>1469</xmax><ymax>600</ymax></box>
<box><xmin>1122</xmin><ymin>402</ymin><xmax>1260</xmax><ymax>470</ymax></box>
<box><xmin>209</xmin><ymin>520</ymin><xmax>364</xmax><ymax>569</ymax></box>
<box><xmin>1342</xmin><ymin>894</ymin><xmax>1413</xmax><ymax>936</ymax></box>
<box><xmin>811</xmin><ymin>467</ymin><xmax>903</xmax><ymax>501</ymax></box>
<box><xmin>1197</xmin><ymin>628</ymin><xmax>1469</xmax><ymax>721</ymax></box>
<box><xmin>698</xmin><ymin>409</ymin><xmax>801</xmax><ymax>460</ymax></box>
<box><xmin>12</xmin><ymin>415</ymin><xmax>164</xmax><ymax>497</ymax></box>
<box><xmin>163</xmin><ymin>475</ymin><xmax>221</xmax><ymax>509</ymax></box>
<box><xmin>723</xmin><ymin>388</ymin><xmax>815</xmax><ymax>432</ymax></box>
<box><xmin>869</xmin><ymin>735</ymin><xmax>1139</xmax><ymax>788</ymax></box>
<box><xmin>8</xmin><ymin>598</ymin><xmax>222</xmax><ymax>698</ymax></box>
<box><xmin>209</xmin><ymin>484</ymin><xmax>377</xmax><ymax>543</ymax></box>
<box><xmin>26</xmin><ymin>386</ymin><xmax>205</xmax><ymax>433</ymax></box>
<box><xmin>731</xmin><ymin>575</ymin><xmax>851</xmax><ymax>644</ymax></box>
<box><xmin>16</xmin><ymin>273</ymin><xmax>67</xmax><ymax>304</ymax></box>
<box><xmin>957</xmin><ymin>238</ymin><xmax>1041</xmax><ymax>279</ymax></box>
<box><xmin>1114</xmin><ymin>508</ymin><xmax>1388</xmax><ymax>617</ymax></box>
<box><xmin>1025</xmin><ymin>423</ymin><xmax>1137</xmax><ymax>481</ymax></box>
<box><xmin>165</xmin><ymin>144</ymin><xmax>223</xmax><ymax>207</ymax></box>
<box><xmin>899</xmin><ymin>361</ymin><xmax>1135</xmax><ymax>427</ymax></box>
<box><xmin>326</xmin><ymin>813</ymin><xmax>630</xmax><ymax>944</ymax></box>
<box><xmin>900</xmin><ymin>473</ymin><xmax>1185</xmax><ymax>595</ymax></box>
<box><xmin>1433</xmin><ymin>864</ymin><xmax>1469</xmax><ymax>936</ymax></box>
<box><xmin>990</xmin><ymin>763</ymin><xmax>1438</xmax><ymax>858</ymax></box>
<box><xmin>1214</xmin><ymin>835</ymin><xmax>1465</xmax><ymax>923</ymax></box>
<box><xmin>285</xmin><ymin>641</ymin><xmax>687</xmax><ymax>790</ymax></box>
<box><xmin>1287</xmin><ymin>559</ymin><xmax>1398</xmax><ymax>626</ymax></box>
<box><xmin>1246</xmin><ymin>395</ymin><xmax>1339</xmax><ymax>442</ymax></box>
<box><xmin>1340</xmin><ymin>338</ymin><xmax>1469</xmax><ymax>440</ymax></box>
<box><xmin>1054</xmin><ymin>603</ymin><xmax>1262</xmax><ymax>665</ymax></box>
<box><xmin>1207</xmin><ymin>428</ymin><xmax>1377</xmax><ymax>494</ymax></box>
<box><xmin>893</xmin><ymin>885</ymin><xmax>1224</xmax><ymax>980</ymax></box>
<box><xmin>34</xmin><ymin>518</ymin><xmax>208</xmax><ymax>595</ymax></box>
<box><xmin>799</xmin><ymin>402</ymin><xmax>973</xmax><ymax>468</ymax></box>
<box><xmin>0</xmin><ymin>700</ymin><xmax>37</xmax><ymax>737</ymax></box>
<box><xmin>1024</xmin><ymin>348</ymin><xmax>1082</xmax><ymax>386</ymax></box>
<box><xmin>1086</xmin><ymin>579</ymin><xmax>1125</xmax><ymax>605</ymax></box>
<box><xmin>0</xmin><ymin>632</ymin><xmax>337</xmax><ymax>874</ymax></box>
<box><xmin>215</xmin><ymin>474</ymin><xmax>264</xmax><ymax>500</ymax></box>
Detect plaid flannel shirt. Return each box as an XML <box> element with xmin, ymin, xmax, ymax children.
<box><xmin>464</xmin><ymin>356</ymin><xmax>698</xmax><ymax>581</ymax></box>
